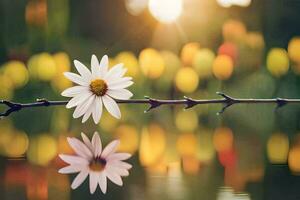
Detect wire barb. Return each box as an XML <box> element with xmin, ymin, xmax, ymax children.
<box><xmin>184</xmin><ymin>96</ymin><xmax>197</xmax><ymax>109</ymax></box>
<box><xmin>216</xmin><ymin>92</ymin><xmax>236</xmax><ymax>115</ymax></box>
<box><xmin>144</xmin><ymin>96</ymin><xmax>161</xmax><ymax>113</ymax></box>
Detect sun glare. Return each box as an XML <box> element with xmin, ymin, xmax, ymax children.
<box><xmin>148</xmin><ymin>0</ymin><xmax>183</xmax><ymax>23</ymax></box>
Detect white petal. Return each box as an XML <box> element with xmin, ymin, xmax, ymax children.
<box><xmin>91</xmin><ymin>54</ymin><xmax>101</xmax><ymax>78</ymax></box>
<box><xmin>98</xmin><ymin>172</ymin><xmax>107</xmax><ymax>194</ymax></box>
<box><xmin>107</xmin><ymin>89</ymin><xmax>133</xmax><ymax>100</ymax></box>
<box><xmin>99</xmin><ymin>55</ymin><xmax>109</xmax><ymax>78</ymax></box>
<box><xmin>105</xmin><ymin>63</ymin><xmax>124</xmax><ymax>80</ymax></box>
<box><xmin>66</xmin><ymin>92</ymin><xmax>92</xmax><ymax>109</ymax></box>
<box><xmin>73</xmin><ymin>95</ymin><xmax>95</xmax><ymax>119</ymax></box>
<box><xmin>107</xmin><ymin>153</ymin><xmax>131</xmax><ymax>162</ymax></box>
<box><xmin>92</xmin><ymin>97</ymin><xmax>103</xmax><ymax>124</ymax></box>
<box><xmin>105</xmin><ymin>169</ymin><xmax>123</xmax><ymax>186</ymax></box>
<box><xmin>64</xmin><ymin>72</ymin><xmax>89</xmax><ymax>86</ymax></box>
<box><xmin>81</xmin><ymin>132</ymin><xmax>93</xmax><ymax>151</ymax></box>
<box><xmin>102</xmin><ymin>95</ymin><xmax>121</xmax><ymax>119</ymax></box>
<box><xmin>67</xmin><ymin>137</ymin><xmax>93</xmax><ymax>159</ymax></box>
<box><xmin>71</xmin><ymin>170</ymin><xmax>89</xmax><ymax>189</ymax></box>
<box><xmin>101</xmin><ymin>140</ymin><xmax>120</xmax><ymax>158</ymax></box>
<box><xmin>74</xmin><ymin>60</ymin><xmax>92</xmax><ymax>82</ymax></box>
<box><xmin>81</xmin><ymin>104</ymin><xmax>93</xmax><ymax>123</ymax></box>
<box><xmin>92</xmin><ymin>132</ymin><xmax>102</xmax><ymax>157</ymax></box>
<box><xmin>59</xmin><ymin>154</ymin><xmax>89</xmax><ymax>165</ymax></box>
<box><xmin>89</xmin><ymin>171</ymin><xmax>99</xmax><ymax>194</ymax></box>
<box><xmin>61</xmin><ymin>86</ymin><xmax>88</xmax><ymax>97</ymax></box>
<box><xmin>108</xmin><ymin>80</ymin><xmax>134</xmax><ymax>90</ymax></box>
<box><xmin>58</xmin><ymin>165</ymin><xmax>82</xmax><ymax>174</ymax></box>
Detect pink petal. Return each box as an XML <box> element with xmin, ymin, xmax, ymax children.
<box><xmin>67</xmin><ymin>137</ymin><xmax>93</xmax><ymax>159</ymax></box>
<box><xmin>107</xmin><ymin>153</ymin><xmax>132</xmax><ymax>161</ymax></box>
<box><xmin>59</xmin><ymin>154</ymin><xmax>89</xmax><ymax>165</ymax></box>
<box><xmin>105</xmin><ymin>168</ymin><xmax>123</xmax><ymax>186</ymax></box>
<box><xmin>81</xmin><ymin>132</ymin><xmax>93</xmax><ymax>151</ymax></box>
<box><xmin>71</xmin><ymin>169</ymin><xmax>89</xmax><ymax>189</ymax></box>
<box><xmin>98</xmin><ymin>172</ymin><xmax>107</xmax><ymax>194</ymax></box>
<box><xmin>101</xmin><ymin>140</ymin><xmax>120</xmax><ymax>158</ymax></box>
<box><xmin>58</xmin><ymin>165</ymin><xmax>82</xmax><ymax>174</ymax></box>
<box><xmin>92</xmin><ymin>132</ymin><xmax>102</xmax><ymax>157</ymax></box>
<box><xmin>89</xmin><ymin>171</ymin><xmax>99</xmax><ymax>194</ymax></box>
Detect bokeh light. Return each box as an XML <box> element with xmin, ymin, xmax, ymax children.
<box><xmin>176</xmin><ymin>132</ymin><xmax>198</xmax><ymax>157</ymax></box>
<box><xmin>181</xmin><ymin>42</ymin><xmax>200</xmax><ymax>66</ymax></box>
<box><xmin>267</xmin><ymin>133</ymin><xmax>289</xmax><ymax>164</ymax></box>
<box><xmin>222</xmin><ymin>19</ymin><xmax>247</xmax><ymax>42</ymax></box>
<box><xmin>2</xmin><ymin>130</ymin><xmax>29</xmax><ymax>158</ymax></box>
<box><xmin>125</xmin><ymin>0</ymin><xmax>148</xmax><ymax>16</ymax></box>
<box><xmin>175</xmin><ymin>67</ymin><xmax>199</xmax><ymax>93</ymax></box>
<box><xmin>213</xmin><ymin>127</ymin><xmax>234</xmax><ymax>152</ymax></box>
<box><xmin>218</xmin><ymin>42</ymin><xmax>238</xmax><ymax>62</ymax></box>
<box><xmin>27</xmin><ymin>134</ymin><xmax>58</xmax><ymax>166</ymax></box>
<box><xmin>175</xmin><ymin>109</ymin><xmax>198</xmax><ymax>132</ymax></box>
<box><xmin>193</xmin><ymin>48</ymin><xmax>215</xmax><ymax>79</ymax></box>
<box><xmin>139</xmin><ymin>48</ymin><xmax>165</xmax><ymax>79</ymax></box>
<box><xmin>114</xmin><ymin>124</ymin><xmax>139</xmax><ymax>154</ymax></box>
<box><xmin>288</xmin><ymin>146</ymin><xmax>300</xmax><ymax>174</ymax></box>
<box><xmin>148</xmin><ymin>0</ymin><xmax>182</xmax><ymax>23</ymax></box>
<box><xmin>266</xmin><ymin>48</ymin><xmax>289</xmax><ymax>77</ymax></box>
<box><xmin>212</xmin><ymin>55</ymin><xmax>234</xmax><ymax>80</ymax></box>
<box><xmin>288</xmin><ymin>37</ymin><xmax>300</xmax><ymax>64</ymax></box>
<box><xmin>139</xmin><ymin>124</ymin><xmax>166</xmax><ymax>166</ymax></box>
<box><xmin>3</xmin><ymin>61</ymin><xmax>29</xmax><ymax>88</ymax></box>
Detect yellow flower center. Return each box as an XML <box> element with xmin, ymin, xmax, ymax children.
<box><xmin>89</xmin><ymin>157</ymin><xmax>107</xmax><ymax>172</ymax></box>
<box><xmin>90</xmin><ymin>79</ymin><xmax>108</xmax><ymax>96</ymax></box>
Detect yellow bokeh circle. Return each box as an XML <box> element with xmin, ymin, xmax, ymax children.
<box><xmin>36</xmin><ymin>53</ymin><xmax>57</xmax><ymax>81</ymax></box>
<box><xmin>213</xmin><ymin>127</ymin><xmax>233</xmax><ymax>152</ymax></box>
<box><xmin>175</xmin><ymin>67</ymin><xmax>199</xmax><ymax>93</ymax></box>
<box><xmin>267</xmin><ymin>133</ymin><xmax>289</xmax><ymax>164</ymax></box>
<box><xmin>288</xmin><ymin>146</ymin><xmax>300</xmax><ymax>173</ymax></box>
<box><xmin>288</xmin><ymin>37</ymin><xmax>300</xmax><ymax>63</ymax></box>
<box><xmin>193</xmin><ymin>48</ymin><xmax>215</xmax><ymax>78</ymax></box>
<box><xmin>181</xmin><ymin>42</ymin><xmax>200</xmax><ymax>66</ymax></box>
<box><xmin>176</xmin><ymin>132</ymin><xmax>198</xmax><ymax>156</ymax></box>
<box><xmin>3</xmin><ymin>60</ymin><xmax>29</xmax><ymax>88</ymax></box>
<box><xmin>139</xmin><ymin>48</ymin><xmax>165</xmax><ymax>79</ymax></box>
<box><xmin>175</xmin><ymin>109</ymin><xmax>198</xmax><ymax>132</ymax></box>
<box><xmin>114</xmin><ymin>124</ymin><xmax>139</xmax><ymax>154</ymax></box>
<box><xmin>212</xmin><ymin>55</ymin><xmax>234</xmax><ymax>80</ymax></box>
<box><xmin>27</xmin><ymin>134</ymin><xmax>58</xmax><ymax>166</ymax></box>
<box><xmin>266</xmin><ymin>48</ymin><xmax>289</xmax><ymax>77</ymax></box>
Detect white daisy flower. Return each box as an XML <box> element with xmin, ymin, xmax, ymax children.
<box><xmin>61</xmin><ymin>54</ymin><xmax>134</xmax><ymax>123</ymax></box>
<box><xmin>58</xmin><ymin>132</ymin><xmax>132</xmax><ymax>194</ymax></box>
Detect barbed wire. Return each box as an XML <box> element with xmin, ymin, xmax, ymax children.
<box><xmin>1</xmin><ymin>92</ymin><xmax>300</xmax><ymax>118</ymax></box>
